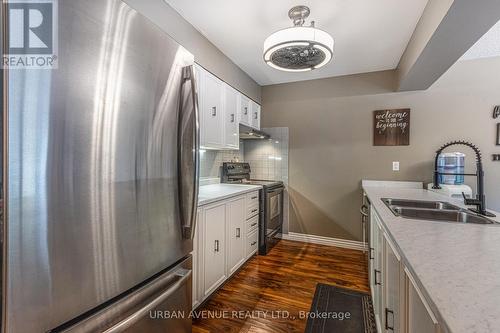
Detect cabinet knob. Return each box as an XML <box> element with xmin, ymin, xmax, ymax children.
<box><xmin>211</xmin><ymin>107</ymin><xmax>217</xmax><ymax>116</ymax></box>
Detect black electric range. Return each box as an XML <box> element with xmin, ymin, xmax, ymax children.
<box><xmin>221</xmin><ymin>162</ymin><xmax>284</xmax><ymax>254</ymax></box>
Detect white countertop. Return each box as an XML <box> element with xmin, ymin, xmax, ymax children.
<box><xmin>198</xmin><ymin>183</ymin><xmax>261</xmax><ymax>206</ymax></box>
<box><xmin>363</xmin><ymin>186</ymin><xmax>500</xmax><ymax>333</ymax></box>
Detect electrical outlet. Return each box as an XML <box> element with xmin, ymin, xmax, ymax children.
<box><xmin>393</xmin><ymin>161</ymin><xmax>400</xmax><ymax>171</ymax></box>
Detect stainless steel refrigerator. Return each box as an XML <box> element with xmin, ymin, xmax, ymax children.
<box><xmin>2</xmin><ymin>0</ymin><xmax>199</xmax><ymax>332</ymax></box>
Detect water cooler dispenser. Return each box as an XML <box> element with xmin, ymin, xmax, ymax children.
<box><xmin>428</xmin><ymin>152</ymin><xmax>473</xmax><ymax>198</ymax></box>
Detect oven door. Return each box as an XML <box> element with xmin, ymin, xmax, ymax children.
<box><xmin>266</xmin><ymin>186</ymin><xmax>284</xmax><ymax>233</ymax></box>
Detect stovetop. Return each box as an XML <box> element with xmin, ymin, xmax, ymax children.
<box><xmin>222</xmin><ymin>162</ymin><xmax>284</xmax><ymax>189</ymax></box>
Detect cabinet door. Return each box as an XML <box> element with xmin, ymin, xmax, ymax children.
<box><xmin>199</xmin><ymin>69</ymin><xmax>224</xmax><ymax>148</ymax></box>
<box><xmin>238</xmin><ymin>94</ymin><xmax>251</xmax><ymax>126</ymax></box>
<box><xmin>405</xmin><ymin>268</ymin><xmax>440</xmax><ymax>333</ymax></box>
<box><xmin>250</xmin><ymin>101</ymin><xmax>261</xmax><ymax>130</ymax></box>
<box><xmin>203</xmin><ymin>203</ymin><xmax>226</xmax><ymax>297</ymax></box>
<box><xmin>192</xmin><ymin>209</ymin><xmax>201</xmax><ymax>309</ymax></box>
<box><xmin>383</xmin><ymin>234</ymin><xmax>402</xmax><ymax>332</ymax></box>
<box><xmin>371</xmin><ymin>211</ymin><xmax>384</xmax><ymax>332</ymax></box>
<box><xmin>226</xmin><ymin>196</ymin><xmax>246</xmax><ymax>275</ymax></box>
<box><xmin>223</xmin><ymin>84</ymin><xmax>239</xmax><ymax>149</ymax></box>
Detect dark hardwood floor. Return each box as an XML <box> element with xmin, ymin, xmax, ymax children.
<box><xmin>192</xmin><ymin>240</ymin><xmax>369</xmax><ymax>333</ymax></box>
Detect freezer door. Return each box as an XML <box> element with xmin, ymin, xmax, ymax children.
<box><xmin>5</xmin><ymin>0</ymin><xmax>198</xmax><ymax>332</ymax></box>
<box><xmin>61</xmin><ymin>256</ymin><xmax>192</xmax><ymax>333</ymax></box>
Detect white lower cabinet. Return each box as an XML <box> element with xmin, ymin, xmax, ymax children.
<box><xmin>194</xmin><ymin>190</ymin><xmax>259</xmax><ymax>308</ymax></box>
<box><xmin>370</xmin><ymin>210</ymin><xmax>384</xmax><ymax>331</ymax></box>
<box><xmin>202</xmin><ymin>202</ymin><xmax>226</xmax><ymax>298</ymax></box>
<box><xmin>192</xmin><ymin>209</ymin><xmax>201</xmax><ymax>310</ymax></box>
<box><xmin>405</xmin><ymin>268</ymin><xmax>440</xmax><ymax>333</ymax></box>
<box><xmin>369</xmin><ymin>204</ymin><xmax>440</xmax><ymax>333</ymax></box>
<box><xmin>383</xmin><ymin>234</ymin><xmax>403</xmax><ymax>332</ymax></box>
<box><xmin>226</xmin><ymin>196</ymin><xmax>246</xmax><ymax>275</ymax></box>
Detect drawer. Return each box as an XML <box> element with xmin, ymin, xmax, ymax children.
<box><xmin>246</xmin><ymin>230</ymin><xmax>258</xmax><ymax>258</ymax></box>
<box><xmin>246</xmin><ymin>204</ymin><xmax>259</xmax><ymax>220</ymax></box>
<box><xmin>246</xmin><ymin>215</ymin><xmax>258</xmax><ymax>233</ymax></box>
<box><xmin>246</xmin><ymin>191</ymin><xmax>259</xmax><ymax>208</ymax></box>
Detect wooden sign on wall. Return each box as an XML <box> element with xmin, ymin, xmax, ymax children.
<box><xmin>373</xmin><ymin>109</ymin><xmax>410</xmax><ymax>146</ymax></box>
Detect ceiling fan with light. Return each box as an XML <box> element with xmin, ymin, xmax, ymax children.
<box><xmin>263</xmin><ymin>5</ymin><xmax>334</xmax><ymax>72</ymax></box>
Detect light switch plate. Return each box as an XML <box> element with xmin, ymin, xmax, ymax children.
<box><xmin>393</xmin><ymin>161</ymin><xmax>400</xmax><ymax>171</ymax></box>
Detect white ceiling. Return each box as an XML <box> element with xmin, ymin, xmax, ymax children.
<box><xmin>165</xmin><ymin>0</ymin><xmax>429</xmax><ymax>86</ymax></box>
<box><xmin>462</xmin><ymin>19</ymin><xmax>500</xmax><ymax>61</ymax></box>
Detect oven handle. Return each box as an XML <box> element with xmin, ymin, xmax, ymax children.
<box><xmin>267</xmin><ymin>187</ymin><xmax>284</xmax><ymax>195</ymax></box>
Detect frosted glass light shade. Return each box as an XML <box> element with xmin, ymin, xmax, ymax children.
<box><xmin>263</xmin><ymin>26</ymin><xmax>334</xmax><ymax>71</ymax></box>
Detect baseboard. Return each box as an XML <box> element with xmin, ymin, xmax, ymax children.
<box><xmin>279</xmin><ymin>232</ymin><xmax>367</xmax><ymax>251</ymax></box>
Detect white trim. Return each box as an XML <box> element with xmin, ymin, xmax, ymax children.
<box><xmin>279</xmin><ymin>232</ymin><xmax>367</xmax><ymax>251</ymax></box>
<box><xmin>361</xmin><ymin>180</ymin><xmax>423</xmax><ymax>189</ymax></box>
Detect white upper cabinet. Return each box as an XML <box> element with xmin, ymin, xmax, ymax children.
<box><xmin>250</xmin><ymin>101</ymin><xmax>261</xmax><ymax>130</ymax></box>
<box><xmin>239</xmin><ymin>95</ymin><xmax>261</xmax><ymax>130</ymax></box>
<box><xmin>196</xmin><ymin>64</ymin><xmax>261</xmax><ymax>148</ymax></box>
<box><xmin>223</xmin><ymin>83</ymin><xmax>239</xmax><ymax>149</ymax></box>
<box><xmin>197</xmin><ymin>66</ymin><xmax>224</xmax><ymax>149</ymax></box>
<box><xmin>238</xmin><ymin>94</ymin><xmax>251</xmax><ymax>127</ymax></box>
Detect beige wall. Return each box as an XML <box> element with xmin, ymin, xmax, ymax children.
<box><xmin>396</xmin><ymin>0</ymin><xmax>453</xmax><ymax>88</ymax></box>
<box><xmin>124</xmin><ymin>0</ymin><xmax>261</xmax><ymax>103</ymax></box>
<box><xmin>262</xmin><ymin>57</ymin><xmax>500</xmax><ymax>241</ymax></box>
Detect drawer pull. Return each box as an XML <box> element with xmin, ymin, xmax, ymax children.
<box><xmin>385</xmin><ymin>308</ymin><xmax>395</xmax><ymax>331</ymax></box>
<box><xmin>236</xmin><ymin>228</ymin><xmax>241</xmax><ymax>238</ymax></box>
<box><xmin>214</xmin><ymin>240</ymin><xmax>219</xmax><ymax>252</ymax></box>
<box><xmin>251</xmin><ymin>196</ymin><xmax>257</xmax><ymax>200</ymax></box>
<box><xmin>369</xmin><ymin>247</ymin><xmax>374</xmax><ymax>260</ymax></box>
<box><xmin>251</xmin><ymin>223</ymin><xmax>257</xmax><ymax>227</ymax></box>
<box><xmin>250</xmin><ymin>241</ymin><xmax>257</xmax><ymax>246</ymax></box>
<box><xmin>211</xmin><ymin>107</ymin><xmax>217</xmax><ymax>116</ymax></box>
<box><xmin>251</xmin><ymin>209</ymin><xmax>258</xmax><ymax>213</ymax></box>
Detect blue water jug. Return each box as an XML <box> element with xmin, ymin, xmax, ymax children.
<box><xmin>437</xmin><ymin>153</ymin><xmax>465</xmax><ymax>185</ymax></box>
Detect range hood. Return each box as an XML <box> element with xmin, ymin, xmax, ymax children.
<box><xmin>239</xmin><ymin>124</ymin><xmax>271</xmax><ymax>140</ymax></box>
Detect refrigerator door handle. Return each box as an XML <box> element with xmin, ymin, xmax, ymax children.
<box><xmin>102</xmin><ymin>269</ymin><xmax>192</xmax><ymax>333</ymax></box>
<box><xmin>178</xmin><ymin>65</ymin><xmax>200</xmax><ymax>240</ymax></box>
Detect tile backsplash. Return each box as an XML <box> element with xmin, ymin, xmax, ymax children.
<box><xmin>244</xmin><ymin>127</ymin><xmax>290</xmax><ymax>234</ymax></box>
<box><xmin>198</xmin><ymin>127</ymin><xmax>290</xmax><ymax>234</ymax></box>
<box><xmin>199</xmin><ymin>143</ymin><xmax>244</xmax><ymax>179</ymax></box>
<box><xmin>243</xmin><ymin>127</ymin><xmax>289</xmax><ymax>184</ymax></box>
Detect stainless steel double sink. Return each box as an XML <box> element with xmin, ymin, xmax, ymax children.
<box><xmin>382</xmin><ymin>198</ymin><xmax>497</xmax><ymax>225</ymax></box>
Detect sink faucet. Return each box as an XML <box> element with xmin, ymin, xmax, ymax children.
<box><xmin>432</xmin><ymin>140</ymin><xmax>495</xmax><ymax>217</ymax></box>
